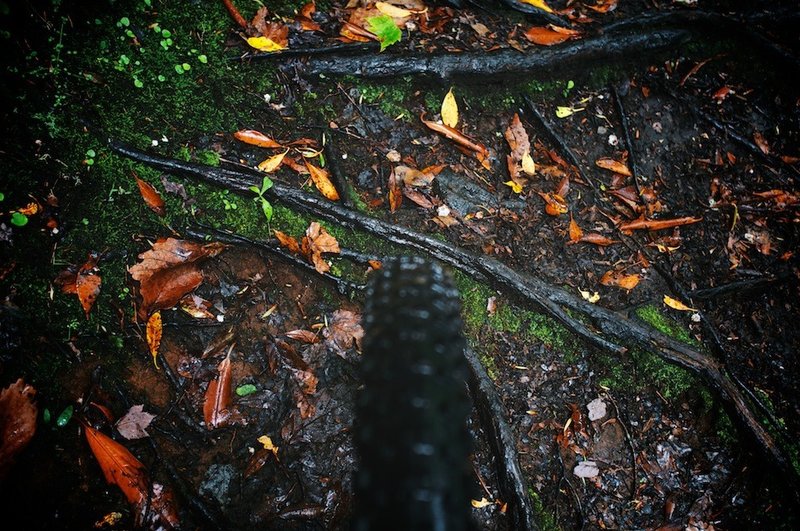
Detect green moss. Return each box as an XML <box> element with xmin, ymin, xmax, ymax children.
<box><xmin>597</xmin><ymin>348</ymin><xmax>699</xmax><ymax>400</ymax></box>
<box><xmin>196</xmin><ymin>149</ymin><xmax>220</xmax><ymax>167</ymax></box>
<box><xmin>480</xmin><ymin>351</ymin><xmax>499</xmax><ymax>381</ymax></box>
<box><xmin>353</xmin><ymin>76</ymin><xmax>414</xmax><ymax>120</ymax></box>
<box><xmin>635</xmin><ymin>304</ymin><xmax>697</xmax><ymax>346</ymax></box>
<box><xmin>529</xmin><ymin>488</ymin><xmax>560</xmax><ymax>531</ymax></box>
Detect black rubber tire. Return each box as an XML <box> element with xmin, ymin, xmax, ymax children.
<box><xmin>353</xmin><ymin>256</ymin><xmax>473</xmax><ymax>531</ymax></box>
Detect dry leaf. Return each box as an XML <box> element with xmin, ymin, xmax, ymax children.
<box><xmin>595</xmin><ymin>157</ymin><xmax>632</xmax><ymax>177</ymax></box>
<box><xmin>285</xmin><ymin>329</ymin><xmax>319</xmax><ymax>343</ymax></box>
<box><xmin>523</xmin><ymin>26</ymin><xmax>579</xmax><ymax>46</ymax></box>
<box><xmin>146</xmin><ymin>311</ymin><xmax>162</xmax><ymax>368</ymax></box>
<box><xmin>76</xmin><ymin>256</ymin><xmax>102</xmax><ymax>318</ymax></box>
<box><xmin>520</xmin><ymin>0</ymin><xmax>553</xmax><ymax>12</ymax></box>
<box><xmin>471</xmin><ymin>498</ymin><xmax>493</xmax><ymax>508</ymax></box>
<box><xmin>441</xmin><ymin>88</ymin><xmax>459</xmax><ymax>128</ymax></box>
<box><xmin>295</xmin><ymin>1</ymin><xmax>320</xmax><ymax>31</ymax></box>
<box><xmin>568</xmin><ymin>214</ymin><xmax>583</xmax><ymax>242</ymax></box>
<box><xmin>304</xmin><ymin>160</ymin><xmax>340</xmax><ymax>201</ymax></box>
<box><xmin>574</xmin><ymin>233</ymin><xmax>619</xmax><ymax>246</ymax></box>
<box><xmin>323</xmin><ymin>309</ymin><xmax>364</xmax><ymax>356</ymax></box>
<box><xmin>537</xmin><ymin>192</ymin><xmax>568</xmax><ymax>216</ymax></box>
<box><xmin>600</xmin><ymin>270</ymin><xmax>640</xmax><ymax>290</ymax></box>
<box><xmin>233</xmin><ymin>130</ymin><xmax>283</xmax><ymax>148</ymax></box>
<box><xmin>420</xmin><ymin>114</ymin><xmax>491</xmax><ymax>169</ymax></box>
<box><xmin>388</xmin><ymin>167</ymin><xmax>403</xmax><ymax>212</ymax></box>
<box><xmin>179</xmin><ymin>294</ymin><xmax>215</xmax><ymax>319</ymax></box>
<box><xmin>134</xmin><ymin>175</ymin><xmax>166</xmax><ymax>217</ymax></box>
<box><xmin>301</xmin><ymin>222</ymin><xmax>340</xmax><ymax>274</ymax></box>
<box><xmin>274</xmin><ymin>230</ymin><xmax>301</xmax><ymax>254</ymax></box>
<box><xmin>204</xmin><ymin>350</ymin><xmax>236</xmax><ymax>429</ymax></box>
<box><xmin>663</xmin><ymin>295</ymin><xmax>698</xmax><ymax>312</ymax></box>
<box><xmin>115</xmin><ymin>405</ymin><xmax>156</xmax><ymax>440</ymax></box>
<box><xmin>257</xmin><ymin>149</ymin><xmax>288</xmax><ymax>173</ymax></box>
<box><xmin>257</xmin><ymin>435</ymin><xmax>280</xmax><ymax>459</ymax></box>
<box><xmin>573</xmin><ymin>460</ymin><xmax>600</xmax><ymax>478</ymax></box>
<box><xmin>753</xmin><ymin>132</ymin><xmax>770</xmax><ymax>155</ymax></box>
<box><xmin>619</xmin><ymin>216</ymin><xmax>702</xmax><ymax>231</ymax></box>
<box><xmin>0</xmin><ymin>379</ymin><xmax>37</xmax><ymax>479</ymax></box>
<box><xmin>586</xmin><ymin>0</ymin><xmax>617</xmax><ymax>13</ymax></box>
<box><xmin>504</xmin><ymin>113</ymin><xmax>533</xmax><ymax>182</ymax></box>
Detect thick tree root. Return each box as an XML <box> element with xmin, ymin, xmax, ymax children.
<box><xmin>109</xmin><ymin>140</ymin><xmax>800</xmax><ymax>497</ymax></box>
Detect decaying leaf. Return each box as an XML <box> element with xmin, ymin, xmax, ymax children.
<box><xmin>295</xmin><ymin>1</ymin><xmax>320</xmax><ymax>31</ymax></box>
<box><xmin>420</xmin><ymin>114</ymin><xmax>491</xmax><ymax>169</ymax></box>
<box><xmin>301</xmin><ymin>222</ymin><xmax>340</xmax><ymax>274</ymax></box>
<box><xmin>146</xmin><ymin>311</ymin><xmax>162</xmax><ymax>369</ymax></box>
<box><xmin>753</xmin><ymin>131</ymin><xmax>770</xmax><ymax>155</ymax></box>
<box><xmin>663</xmin><ymin>295</ymin><xmax>698</xmax><ymax>312</ymax></box>
<box><xmin>537</xmin><ymin>192</ymin><xmax>568</xmax><ymax>216</ymax></box>
<box><xmin>134</xmin><ymin>175</ymin><xmax>166</xmax><ymax>217</ymax></box>
<box><xmin>285</xmin><ymin>329</ymin><xmax>319</xmax><ymax>344</ymax></box>
<box><xmin>84</xmin><ymin>424</ymin><xmax>179</xmax><ymax>528</ymax></box>
<box><xmin>323</xmin><ymin>309</ymin><xmax>364</xmax><ymax>356</ymax></box>
<box><xmin>586</xmin><ymin>0</ymin><xmax>617</xmax><ymax>12</ymax></box>
<box><xmin>568</xmin><ymin>214</ymin><xmax>583</xmax><ymax>242</ymax></box>
<box><xmin>247</xmin><ymin>13</ymin><xmax>288</xmax><ymax>52</ymax></box>
<box><xmin>505</xmin><ymin>113</ymin><xmax>534</xmax><ymax>187</ymax></box>
<box><xmin>179</xmin><ymin>294</ymin><xmax>215</xmax><ymax>319</ymax></box>
<box><xmin>203</xmin><ymin>349</ymin><xmax>243</xmax><ymax>429</ymax></box>
<box><xmin>595</xmin><ymin>157</ymin><xmax>632</xmax><ymax>177</ymax></box>
<box><xmin>257</xmin><ymin>435</ymin><xmax>279</xmax><ymax>459</ymax></box>
<box><xmin>572</xmin><ymin>233</ymin><xmax>619</xmax><ymax>246</ymax></box>
<box><xmin>304</xmin><ymin>160</ymin><xmax>340</xmax><ymax>201</ymax></box>
<box><xmin>233</xmin><ymin>129</ymin><xmax>283</xmax><ymax>148</ymax></box>
<box><xmin>600</xmin><ymin>270</ymin><xmax>640</xmax><ymax>290</ymax></box>
<box><xmin>441</xmin><ymin>88</ymin><xmax>459</xmax><ymax>128</ymax></box>
<box><xmin>0</xmin><ymin>379</ymin><xmax>37</xmax><ymax>479</ymax></box>
<box><xmin>523</xmin><ymin>25</ymin><xmax>580</xmax><ymax>46</ymax></box>
<box><xmin>115</xmin><ymin>405</ymin><xmax>156</xmax><ymax>440</ymax></box>
<box><xmin>76</xmin><ymin>256</ymin><xmax>102</xmax><ymax>318</ymax></box>
<box><xmin>388</xmin><ymin>167</ymin><xmax>403</xmax><ymax>212</ymax></box>
<box><xmin>471</xmin><ymin>497</ymin><xmax>493</xmax><ymax>508</ymax></box>
<box><xmin>274</xmin><ymin>230</ymin><xmax>301</xmax><ymax>254</ymax></box>
<box><xmin>257</xmin><ymin>149</ymin><xmax>288</xmax><ymax>173</ymax></box>
<box><xmin>619</xmin><ymin>216</ymin><xmax>702</xmax><ymax>232</ymax></box>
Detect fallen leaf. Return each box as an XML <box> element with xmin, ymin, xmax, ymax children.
<box><xmin>323</xmin><ymin>309</ymin><xmax>364</xmax><ymax>356</ymax></box>
<box><xmin>388</xmin><ymin>167</ymin><xmax>402</xmax><ymax>212</ymax></box>
<box><xmin>285</xmin><ymin>329</ymin><xmax>319</xmax><ymax>343</ymax></box>
<box><xmin>753</xmin><ymin>131</ymin><xmax>770</xmax><ymax>155</ymax></box>
<box><xmin>295</xmin><ymin>1</ymin><xmax>320</xmax><ymax>31</ymax></box>
<box><xmin>233</xmin><ymin>129</ymin><xmax>283</xmax><ymax>148</ymax></box>
<box><xmin>619</xmin><ymin>216</ymin><xmax>702</xmax><ymax>231</ymax></box>
<box><xmin>663</xmin><ymin>295</ymin><xmax>698</xmax><ymax>312</ymax></box>
<box><xmin>257</xmin><ymin>435</ymin><xmax>279</xmax><ymax>459</ymax></box>
<box><xmin>441</xmin><ymin>87</ymin><xmax>459</xmax><ymax>128</ymax></box>
<box><xmin>257</xmin><ymin>149</ymin><xmax>288</xmax><ymax>173</ymax></box>
<box><xmin>579</xmin><ymin>289</ymin><xmax>600</xmax><ymax>303</ymax></box>
<box><xmin>420</xmin><ymin>113</ymin><xmax>491</xmax><ymax>169</ymax></box>
<box><xmin>179</xmin><ymin>294</ymin><xmax>215</xmax><ymax>319</ymax></box>
<box><xmin>568</xmin><ymin>214</ymin><xmax>583</xmax><ymax>242</ymax></box>
<box><xmin>0</xmin><ymin>379</ymin><xmax>37</xmax><ymax>479</ymax></box>
<box><xmin>146</xmin><ymin>311</ymin><xmax>162</xmax><ymax>368</ymax></box>
<box><xmin>204</xmin><ymin>349</ymin><xmax>238</xmax><ymax>429</ymax></box>
<box><xmin>301</xmin><ymin>222</ymin><xmax>340</xmax><ymax>274</ymax></box>
<box><xmin>595</xmin><ymin>157</ymin><xmax>632</xmax><ymax>177</ymax></box>
<box><xmin>520</xmin><ymin>0</ymin><xmax>553</xmax><ymax>12</ymax></box>
<box><xmin>504</xmin><ymin>113</ymin><xmax>533</xmax><ymax>182</ymax></box>
<box><xmin>376</xmin><ymin>1</ymin><xmax>412</xmax><ymax>19</ymax></box>
<box><xmin>587</xmin><ymin>398</ymin><xmax>607</xmax><ymax>421</ymax></box>
<box><xmin>76</xmin><ymin>257</ymin><xmax>102</xmax><ymax>318</ymax></box>
<box><xmin>537</xmin><ymin>192</ymin><xmax>568</xmax><ymax>216</ymax></box>
<box><xmin>600</xmin><ymin>270</ymin><xmax>640</xmax><ymax>290</ymax></box>
<box><xmin>471</xmin><ymin>497</ymin><xmax>493</xmax><ymax>508</ymax></box>
<box><xmin>274</xmin><ymin>230</ymin><xmax>301</xmax><ymax>254</ymax></box>
<box><xmin>555</xmin><ymin>105</ymin><xmax>584</xmax><ymax>118</ymax></box>
<box><xmin>84</xmin><ymin>424</ymin><xmax>179</xmax><ymax>528</ymax></box>
<box><xmin>304</xmin><ymin>160</ymin><xmax>340</xmax><ymax>201</ymax></box>
<box><xmin>586</xmin><ymin>0</ymin><xmax>617</xmax><ymax>13</ymax></box>
<box><xmin>504</xmin><ymin>180</ymin><xmax>524</xmax><ymax>194</ymax></box>
<box><xmin>134</xmin><ymin>175</ymin><xmax>166</xmax><ymax>217</ymax></box>
<box><xmin>523</xmin><ymin>26</ymin><xmax>578</xmax><ymax>46</ymax></box>
<box><xmin>573</xmin><ymin>233</ymin><xmax>619</xmax><ymax>246</ymax></box>
<box><xmin>573</xmin><ymin>460</ymin><xmax>600</xmax><ymax>478</ymax></box>
<box><xmin>115</xmin><ymin>405</ymin><xmax>156</xmax><ymax>440</ymax></box>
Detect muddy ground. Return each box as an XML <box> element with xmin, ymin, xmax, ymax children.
<box><xmin>1</xmin><ymin>0</ymin><xmax>799</xmax><ymax>529</ymax></box>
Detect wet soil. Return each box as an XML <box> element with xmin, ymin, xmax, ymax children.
<box><xmin>1</xmin><ymin>0</ymin><xmax>799</xmax><ymax>529</ymax></box>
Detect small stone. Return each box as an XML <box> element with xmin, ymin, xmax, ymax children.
<box><xmin>587</xmin><ymin>397</ymin><xmax>607</xmax><ymax>421</ymax></box>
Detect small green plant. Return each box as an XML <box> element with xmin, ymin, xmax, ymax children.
<box><xmin>563</xmin><ymin>79</ymin><xmax>575</xmax><ymax>98</ymax></box>
<box><xmin>249</xmin><ymin>175</ymin><xmax>274</xmax><ymax>222</ymax></box>
<box><xmin>366</xmin><ymin>15</ymin><xmax>401</xmax><ymax>52</ymax></box>
<box><xmin>84</xmin><ymin>148</ymin><xmax>96</xmax><ymax>166</ymax></box>
<box><xmin>10</xmin><ymin>211</ymin><xmax>28</xmax><ymax>226</ymax></box>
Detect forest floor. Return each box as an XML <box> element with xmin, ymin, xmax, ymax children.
<box><xmin>1</xmin><ymin>0</ymin><xmax>798</xmax><ymax>529</ymax></box>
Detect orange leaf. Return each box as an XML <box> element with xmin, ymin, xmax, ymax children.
<box><xmin>538</xmin><ymin>192</ymin><xmax>568</xmax><ymax>216</ymax></box>
<box><xmin>576</xmin><ymin>233</ymin><xmax>619</xmax><ymax>246</ymax></box>
<box><xmin>388</xmin><ymin>167</ymin><xmax>402</xmax><ymax>213</ymax></box>
<box><xmin>586</xmin><ymin>0</ymin><xmax>617</xmax><ymax>13</ymax></box>
<box><xmin>138</xmin><ymin>262</ymin><xmax>203</xmax><ymax>320</ymax></box>
<box><xmin>274</xmin><ymin>230</ymin><xmax>300</xmax><ymax>254</ymax></box>
<box><xmin>134</xmin><ymin>175</ymin><xmax>166</xmax><ymax>217</ymax></box>
<box><xmin>619</xmin><ymin>216</ymin><xmax>702</xmax><ymax>231</ymax></box>
<box><xmin>146</xmin><ymin>311</ymin><xmax>162</xmax><ymax>369</ymax></box>
<box><xmin>76</xmin><ymin>270</ymin><xmax>101</xmax><ymax>318</ymax></box>
<box><xmin>84</xmin><ymin>424</ymin><xmax>148</xmax><ymax>505</ymax></box>
<box><xmin>568</xmin><ymin>214</ymin><xmax>583</xmax><ymax>242</ymax></box>
<box><xmin>663</xmin><ymin>295</ymin><xmax>697</xmax><ymax>312</ymax></box>
<box><xmin>0</xmin><ymin>379</ymin><xmax>37</xmax><ymax>479</ymax></box>
<box><xmin>555</xmin><ymin>175</ymin><xmax>570</xmax><ymax>198</ymax></box>
<box><xmin>600</xmin><ymin>270</ymin><xmax>640</xmax><ymax>290</ymax></box>
<box><xmin>257</xmin><ymin>149</ymin><xmax>288</xmax><ymax>173</ymax></box>
<box><xmin>234</xmin><ymin>130</ymin><xmax>283</xmax><ymax>148</ymax></box>
<box><xmin>301</xmin><ymin>222</ymin><xmax>340</xmax><ymax>274</ymax></box>
<box><xmin>285</xmin><ymin>329</ymin><xmax>319</xmax><ymax>343</ymax></box>
<box><xmin>304</xmin><ymin>160</ymin><xmax>340</xmax><ymax>201</ymax></box>
<box><xmin>420</xmin><ymin>114</ymin><xmax>491</xmax><ymax>168</ymax></box>
<box><xmin>523</xmin><ymin>26</ymin><xmax>578</xmax><ymax>46</ymax></box>
<box><xmin>204</xmin><ymin>349</ymin><xmax>233</xmax><ymax>429</ymax></box>
<box><xmin>595</xmin><ymin>158</ymin><xmax>632</xmax><ymax>177</ymax></box>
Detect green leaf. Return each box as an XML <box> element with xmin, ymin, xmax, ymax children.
<box><xmin>43</xmin><ymin>408</ymin><xmax>51</xmax><ymax>423</ymax></box>
<box><xmin>248</xmin><ymin>185</ymin><xmax>261</xmax><ymax>195</ymax></box>
<box><xmin>366</xmin><ymin>15</ymin><xmax>401</xmax><ymax>52</ymax></box>
<box><xmin>198</xmin><ymin>54</ymin><xmax>208</xmax><ymax>64</ymax></box>
<box><xmin>56</xmin><ymin>405</ymin><xmax>73</xmax><ymax>427</ymax></box>
<box><xmin>119</xmin><ymin>17</ymin><xmax>130</xmax><ymax>27</ymax></box>
<box><xmin>236</xmin><ymin>384</ymin><xmax>257</xmax><ymax>396</ymax></box>
<box><xmin>10</xmin><ymin>212</ymin><xmax>28</xmax><ymax>226</ymax></box>
<box><xmin>261</xmin><ymin>199</ymin><xmax>273</xmax><ymax>222</ymax></box>
<box><xmin>260</xmin><ymin>176</ymin><xmax>273</xmax><ymax>194</ymax></box>
<box><xmin>134</xmin><ymin>78</ymin><xmax>144</xmax><ymax>88</ymax></box>
<box><xmin>86</xmin><ymin>149</ymin><xmax>96</xmax><ymax>158</ymax></box>
<box><xmin>0</xmin><ymin>192</ymin><xmax>4</xmax><ymax>201</ymax></box>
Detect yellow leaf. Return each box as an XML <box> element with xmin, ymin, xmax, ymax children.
<box><xmin>257</xmin><ymin>435</ymin><xmax>280</xmax><ymax>459</ymax></box>
<box><xmin>521</xmin><ymin>152</ymin><xmax>536</xmax><ymax>176</ymax></box>
<box><xmin>471</xmin><ymin>497</ymin><xmax>493</xmax><ymax>508</ymax></box>
<box><xmin>520</xmin><ymin>0</ymin><xmax>554</xmax><ymax>12</ymax></box>
<box><xmin>504</xmin><ymin>180</ymin><xmax>523</xmax><ymax>194</ymax></box>
<box><xmin>441</xmin><ymin>88</ymin><xmax>459</xmax><ymax>129</ymax></box>
<box><xmin>246</xmin><ymin>36</ymin><xmax>286</xmax><ymax>52</ymax></box>
<box><xmin>304</xmin><ymin>161</ymin><xmax>340</xmax><ymax>201</ymax></box>
<box><xmin>663</xmin><ymin>295</ymin><xmax>697</xmax><ymax>312</ymax></box>
<box><xmin>556</xmin><ymin>106</ymin><xmax>585</xmax><ymax>118</ymax></box>
<box><xmin>257</xmin><ymin>149</ymin><xmax>288</xmax><ymax>173</ymax></box>
<box><xmin>579</xmin><ymin>289</ymin><xmax>600</xmax><ymax>303</ymax></box>
<box><xmin>376</xmin><ymin>1</ymin><xmax>412</xmax><ymax>18</ymax></box>
<box><xmin>146</xmin><ymin>311</ymin><xmax>162</xmax><ymax>369</ymax></box>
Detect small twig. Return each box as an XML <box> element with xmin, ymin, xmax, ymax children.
<box><xmin>610</xmin><ymin>84</ymin><xmax>644</xmax><ymax>197</ymax></box>
<box><xmin>220</xmin><ymin>0</ymin><xmax>248</xmax><ymax>30</ymax></box>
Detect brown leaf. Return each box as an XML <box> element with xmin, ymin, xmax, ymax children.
<box><xmin>179</xmin><ymin>294</ymin><xmax>215</xmax><ymax>319</ymax></box>
<box><xmin>576</xmin><ymin>233</ymin><xmax>619</xmax><ymax>246</ymax></box>
<box><xmin>115</xmin><ymin>405</ymin><xmax>156</xmax><ymax>440</ymax></box>
<box><xmin>274</xmin><ymin>230</ymin><xmax>301</xmax><ymax>254</ymax></box>
<box><xmin>295</xmin><ymin>1</ymin><xmax>320</xmax><ymax>31</ymax></box>
<box><xmin>129</xmin><ymin>238</ymin><xmax>226</xmax><ymax>283</ymax></box>
<box><xmin>595</xmin><ymin>157</ymin><xmax>632</xmax><ymax>177</ymax></box>
<box><xmin>753</xmin><ymin>131</ymin><xmax>770</xmax><ymax>155</ymax></box>
<box><xmin>301</xmin><ymin>222</ymin><xmax>340</xmax><ymax>274</ymax></box>
<box><xmin>504</xmin><ymin>113</ymin><xmax>533</xmax><ymax>181</ymax></box>
<box><xmin>285</xmin><ymin>329</ymin><xmax>319</xmax><ymax>344</ymax></box>
<box><xmin>204</xmin><ymin>350</ymin><xmax>234</xmax><ymax>429</ymax></box>
<box><xmin>619</xmin><ymin>216</ymin><xmax>702</xmax><ymax>231</ymax></box>
<box><xmin>403</xmin><ymin>187</ymin><xmax>435</xmax><ymax>209</ymax></box>
<box><xmin>537</xmin><ymin>192</ymin><xmax>568</xmax><ymax>216</ymax></box>
<box><xmin>146</xmin><ymin>311</ymin><xmax>162</xmax><ymax>368</ymax></box>
<box><xmin>304</xmin><ymin>160</ymin><xmax>340</xmax><ymax>201</ymax></box>
<box><xmin>568</xmin><ymin>214</ymin><xmax>583</xmax><ymax>243</ymax></box>
<box><xmin>84</xmin><ymin>424</ymin><xmax>180</xmax><ymax>528</ymax></box>
<box><xmin>586</xmin><ymin>0</ymin><xmax>617</xmax><ymax>13</ymax></box>
<box><xmin>523</xmin><ymin>25</ymin><xmax>579</xmax><ymax>46</ymax></box>
<box><xmin>388</xmin><ymin>167</ymin><xmax>403</xmax><ymax>212</ymax></box>
<box><xmin>0</xmin><ymin>379</ymin><xmax>37</xmax><ymax>479</ymax></box>
<box><xmin>76</xmin><ymin>269</ymin><xmax>101</xmax><ymax>318</ymax></box>
<box><xmin>323</xmin><ymin>309</ymin><xmax>364</xmax><ymax>356</ymax></box>
<box><xmin>555</xmin><ymin>175</ymin><xmax>570</xmax><ymax>198</ymax></box>
<box><xmin>233</xmin><ymin>129</ymin><xmax>283</xmax><ymax>148</ymax></box>
<box><xmin>138</xmin><ymin>262</ymin><xmax>203</xmax><ymax>320</ymax></box>
<box><xmin>134</xmin><ymin>175</ymin><xmax>166</xmax><ymax>217</ymax></box>
<box><xmin>420</xmin><ymin>114</ymin><xmax>491</xmax><ymax>169</ymax></box>
<box><xmin>600</xmin><ymin>270</ymin><xmax>640</xmax><ymax>290</ymax></box>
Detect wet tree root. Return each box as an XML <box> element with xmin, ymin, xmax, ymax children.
<box><xmin>109</xmin><ymin>140</ymin><xmax>800</xmax><ymax>497</ymax></box>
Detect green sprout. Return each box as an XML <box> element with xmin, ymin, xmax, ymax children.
<box><xmin>249</xmin><ymin>175</ymin><xmax>274</xmax><ymax>222</ymax></box>
<box><xmin>563</xmin><ymin>79</ymin><xmax>575</xmax><ymax>98</ymax></box>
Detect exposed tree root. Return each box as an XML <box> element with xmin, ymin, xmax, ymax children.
<box><xmin>109</xmin><ymin>140</ymin><xmax>800</xmax><ymax>497</ymax></box>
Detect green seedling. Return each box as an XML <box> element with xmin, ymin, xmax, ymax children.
<box><xmin>366</xmin><ymin>15</ymin><xmax>401</xmax><ymax>52</ymax></box>
<box><xmin>10</xmin><ymin>212</ymin><xmax>28</xmax><ymax>226</ymax></box>
<box><xmin>563</xmin><ymin>79</ymin><xmax>575</xmax><ymax>98</ymax></box>
<box><xmin>249</xmin><ymin>175</ymin><xmax>274</xmax><ymax>222</ymax></box>
<box><xmin>56</xmin><ymin>405</ymin><xmax>74</xmax><ymax>427</ymax></box>
<box><xmin>236</xmin><ymin>384</ymin><xmax>257</xmax><ymax>396</ymax></box>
